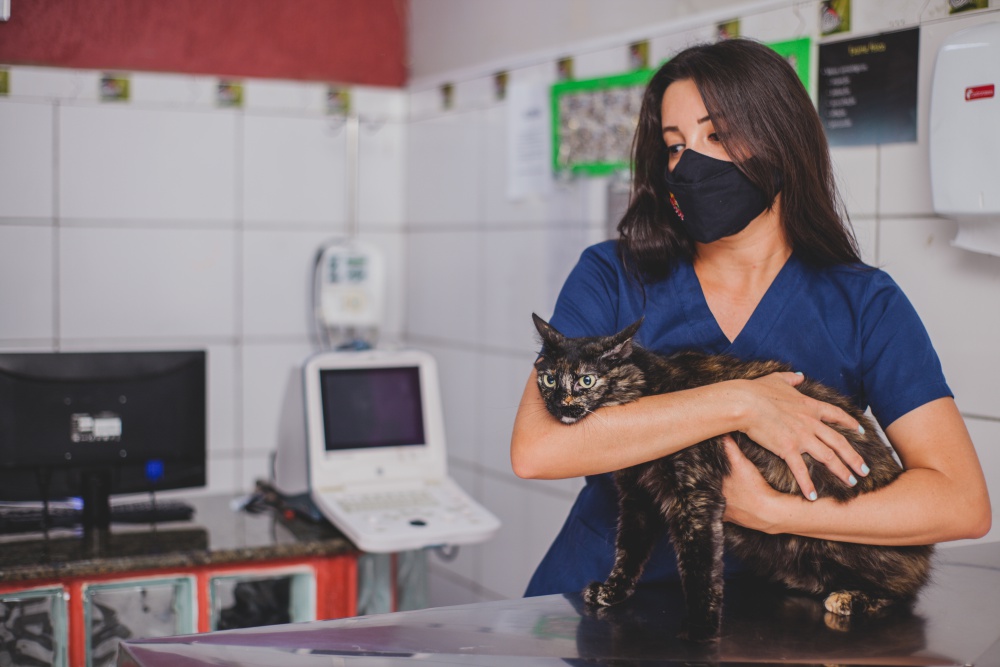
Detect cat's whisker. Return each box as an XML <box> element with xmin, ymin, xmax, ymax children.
<box><xmin>581</xmin><ymin>407</ymin><xmax>612</xmax><ymax>429</ymax></box>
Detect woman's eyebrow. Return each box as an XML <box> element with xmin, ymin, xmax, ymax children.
<box><xmin>661</xmin><ymin>115</ymin><xmax>712</xmax><ymax>134</ymax></box>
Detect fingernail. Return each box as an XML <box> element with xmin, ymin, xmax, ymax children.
<box><xmin>861</xmin><ymin>464</ymin><xmax>870</xmax><ymax>476</ymax></box>
<box><xmin>858</xmin><ymin>424</ymin><xmax>865</xmax><ymax>435</ymax></box>
<box><xmin>808</xmin><ymin>491</ymin><xmax>818</xmax><ymax>501</ymax></box>
<box><xmin>794</xmin><ymin>371</ymin><xmax>804</xmax><ymax>376</ymax></box>
<box><xmin>848</xmin><ymin>475</ymin><xmax>858</xmax><ymax>486</ymax></box>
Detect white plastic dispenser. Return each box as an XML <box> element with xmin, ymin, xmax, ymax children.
<box><xmin>929</xmin><ymin>22</ymin><xmax>1000</xmax><ymax>256</ymax></box>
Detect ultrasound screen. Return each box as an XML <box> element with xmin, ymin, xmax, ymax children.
<box><xmin>319</xmin><ymin>366</ymin><xmax>425</xmax><ymax>451</ymax></box>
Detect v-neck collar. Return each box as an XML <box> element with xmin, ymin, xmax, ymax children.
<box><xmin>677</xmin><ymin>253</ymin><xmax>803</xmax><ymax>357</ymax></box>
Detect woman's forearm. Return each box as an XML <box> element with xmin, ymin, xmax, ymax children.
<box><xmin>510</xmin><ymin>373</ymin><xmax>746</xmax><ymax>480</ymax></box>
<box><xmin>757</xmin><ymin>467</ymin><xmax>991</xmax><ymax>545</ymax></box>
<box><xmin>511</xmin><ymin>369</ymin><xmax>864</xmax><ymax>499</ymax></box>
<box><xmin>732</xmin><ymin>397</ymin><xmax>992</xmax><ymax>545</ymax></box>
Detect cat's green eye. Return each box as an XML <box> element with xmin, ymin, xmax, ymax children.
<box><xmin>541</xmin><ymin>374</ymin><xmax>556</xmax><ymax>388</ymax></box>
<box><xmin>577</xmin><ymin>374</ymin><xmax>596</xmax><ymax>389</ymax></box>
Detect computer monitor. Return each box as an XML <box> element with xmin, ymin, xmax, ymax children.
<box><xmin>0</xmin><ymin>350</ymin><xmax>207</xmax><ymax>530</ymax></box>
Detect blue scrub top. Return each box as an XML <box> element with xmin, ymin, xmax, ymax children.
<box><xmin>524</xmin><ymin>240</ymin><xmax>952</xmax><ymax>597</ymax></box>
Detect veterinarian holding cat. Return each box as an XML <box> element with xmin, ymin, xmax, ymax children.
<box><xmin>511</xmin><ymin>39</ymin><xmax>991</xmax><ymax>597</ymax></box>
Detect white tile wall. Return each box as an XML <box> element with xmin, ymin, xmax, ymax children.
<box><xmin>0</xmin><ymin>225</ymin><xmax>54</xmax><ymax>340</ymax></box>
<box><xmin>480</xmin><ymin>229</ymin><xmax>555</xmax><ymax>352</ymax></box>
<box><xmin>963</xmin><ymin>417</ymin><xmax>1000</xmax><ymax>545</ymax></box>
<box><xmin>59</xmin><ymin>104</ymin><xmax>238</xmax><ymax>222</ymax></box>
<box><xmin>740</xmin><ymin>4</ymin><xmax>819</xmax><ymax>43</ymax></box>
<box><xmin>478</xmin><ymin>352</ymin><xmax>534</xmax><ymax>477</ymax></box>
<box><xmin>405</xmin><ymin>230</ymin><xmax>482</xmax><ymax>343</ymax></box>
<box><xmin>241</xmin><ymin>341</ymin><xmax>319</xmax><ymax>460</ymax></box>
<box><xmin>59</xmin><ymin>227</ymin><xmax>237</xmax><ymax>340</ymax></box>
<box><xmin>0</xmin><ymin>101</ymin><xmax>54</xmax><ymax>219</ymax></box>
<box><xmin>130</xmin><ymin>72</ymin><xmax>217</xmax><ymax>108</ymax></box>
<box><xmin>415</xmin><ymin>342</ymin><xmax>481</xmax><ymax>467</ymax></box>
<box><xmin>848</xmin><ymin>0</ymin><xmax>925</xmax><ymax>34</ymax></box>
<box><xmin>830</xmin><ymin>146</ymin><xmax>879</xmax><ymax>218</ymax></box>
<box><xmin>359</xmin><ymin>121</ymin><xmax>407</xmax><ymax>228</ymax></box>
<box><xmin>7</xmin><ymin>66</ymin><xmax>101</xmax><ymax>101</ymax></box>
<box><xmin>482</xmin><ymin>105</ymin><xmax>551</xmax><ymax>226</ymax></box>
<box><xmin>879</xmin><ymin>216</ymin><xmax>1000</xmax><ymax>421</ymax></box>
<box><xmin>243</xmin><ymin>113</ymin><xmax>348</xmax><ymax>226</ymax></box>
<box><xmin>405</xmin><ymin>113</ymin><xmax>484</xmax><ymax>226</ymax></box>
<box><xmin>572</xmin><ymin>45</ymin><xmax>631</xmax><ymax>81</ymax></box>
<box><xmin>242</xmin><ymin>229</ymin><xmax>335</xmax><ymax>339</ymax></box>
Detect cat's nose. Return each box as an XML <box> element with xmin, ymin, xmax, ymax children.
<box><xmin>561</xmin><ymin>396</ymin><xmax>574</xmax><ymax>406</ymax></box>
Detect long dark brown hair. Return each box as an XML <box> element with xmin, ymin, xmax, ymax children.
<box><xmin>617</xmin><ymin>39</ymin><xmax>861</xmax><ymax>281</ymax></box>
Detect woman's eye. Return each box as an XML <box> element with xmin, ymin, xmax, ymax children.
<box><xmin>542</xmin><ymin>374</ymin><xmax>556</xmax><ymax>388</ymax></box>
<box><xmin>667</xmin><ymin>143</ymin><xmax>684</xmax><ymax>155</ymax></box>
<box><xmin>708</xmin><ymin>132</ymin><xmax>720</xmax><ymax>142</ymax></box>
<box><xmin>577</xmin><ymin>375</ymin><xmax>596</xmax><ymax>389</ymax></box>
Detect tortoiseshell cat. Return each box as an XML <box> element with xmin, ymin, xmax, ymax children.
<box><xmin>532</xmin><ymin>313</ymin><xmax>933</xmax><ymax>642</ymax></box>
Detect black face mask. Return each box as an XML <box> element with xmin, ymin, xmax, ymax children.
<box><xmin>664</xmin><ymin>150</ymin><xmax>777</xmax><ymax>244</ymax></box>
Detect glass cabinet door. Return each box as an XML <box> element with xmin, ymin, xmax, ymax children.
<box><xmin>209</xmin><ymin>568</ymin><xmax>316</xmax><ymax>631</ymax></box>
<box><xmin>0</xmin><ymin>586</ymin><xmax>68</xmax><ymax>667</ymax></box>
<box><xmin>83</xmin><ymin>576</ymin><xmax>195</xmax><ymax>667</ymax></box>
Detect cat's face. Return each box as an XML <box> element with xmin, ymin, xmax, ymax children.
<box><xmin>532</xmin><ymin>314</ymin><xmax>645</xmax><ymax>424</ymax></box>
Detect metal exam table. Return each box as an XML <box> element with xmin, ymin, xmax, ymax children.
<box><xmin>118</xmin><ymin>541</ymin><xmax>1000</xmax><ymax>666</ymax></box>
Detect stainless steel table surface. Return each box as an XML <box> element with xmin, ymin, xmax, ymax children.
<box><xmin>118</xmin><ymin>542</ymin><xmax>1000</xmax><ymax>666</ymax></box>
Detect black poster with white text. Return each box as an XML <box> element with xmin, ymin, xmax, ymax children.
<box><xmin>818</xmin><ymin>28</ymin><xmax>920</xmax><ymax>146</ymax></box>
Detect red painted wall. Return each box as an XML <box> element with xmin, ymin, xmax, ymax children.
<box><xmin>0</xmin><ymin>0</ymin><xmax>408</xmax><ymax>86</ymax></box>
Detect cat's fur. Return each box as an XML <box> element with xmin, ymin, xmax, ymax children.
<box><xmin>531</xmin><ymin>313</ymin><xmax>933</xmax><ymax>642</ymax></box>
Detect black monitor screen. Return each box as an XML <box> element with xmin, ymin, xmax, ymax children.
<box><xmin>320</xmin><ymin>366</ymin><xmax>425</xmax><ymax>451</ymax></box>
<box><xmin>0</xmin><ymin>350</ymin><xmax>206</xmax><ymax>509</ymax></box>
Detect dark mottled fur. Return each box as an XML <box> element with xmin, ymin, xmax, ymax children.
<box><xmin>532</xmin><ymin>313</ymin><xmax>933</xmax><ymax>642</ymax></box>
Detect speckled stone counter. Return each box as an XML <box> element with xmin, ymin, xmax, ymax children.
<box><xmin>0</xmin><ymin>494</ymin><xmax>356</xmax><ymax>585</ymax></box>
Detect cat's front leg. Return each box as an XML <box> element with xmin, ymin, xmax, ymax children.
<box><xmin>584</xmin><ymin>475</ymin><xmax>665</xmax><ymax>608</ymax></box>
<box><xmin>666</xmin><ymin>488</ymin><xmax>726</xmax><ymax>642</ymax></box>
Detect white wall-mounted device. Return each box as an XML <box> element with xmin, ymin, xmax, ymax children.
<box><xmin>313</xmin><ymin>239</ymin><xmax>386</xmax><ymax>347</ymax></box>
<box><xmin>929</xmin><ymin>22</ymin><xmax>1000</xmax><ymax>256</ymax></box>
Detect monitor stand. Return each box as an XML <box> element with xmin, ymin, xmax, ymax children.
<box><xmin>79</xmin><ymin>469</ymin><xmax>112</xmax><ymax>531</ymax></box>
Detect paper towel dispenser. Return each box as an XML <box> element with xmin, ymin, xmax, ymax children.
<box><xmin>929</xmin><ymin>21</ymin><xmax>1000</xmax><ymax>255</ymax></box>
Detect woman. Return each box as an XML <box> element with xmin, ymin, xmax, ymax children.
<box><xmin>511</xmin><ymin>39</ymin><xmax>990</xmax><ymax>597</ymax></box>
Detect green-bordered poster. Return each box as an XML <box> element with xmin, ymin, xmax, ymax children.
<box><xmin>551</xmin><ymin>69</ymin><xmax>652</xmax><ymax>175</ymax></box>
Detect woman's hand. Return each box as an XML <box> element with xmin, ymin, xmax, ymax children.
<box><xmin>732</xmin><ymin>372</ymin><xmax>869</xmax><ymax>501</ymax></box>
<box><xmin>720</xmin><ymin>435</ymin><xmax>783</xmax><ymax>532</ymax></box>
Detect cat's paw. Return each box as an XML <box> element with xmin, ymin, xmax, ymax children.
<box><xmin>823</xmin><ymin>591</ymin><xmax>854</xmax><ymax>616</ymax></box>
<box><xmin>583</xmin><ymin>581</ymin><xmax>627</xmax><ymax>607</ymax></box>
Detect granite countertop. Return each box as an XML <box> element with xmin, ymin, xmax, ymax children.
<box><xmin>0</xmin><ymin>494</ymin><xmax>356</xmax><ymax>584</ymax></box>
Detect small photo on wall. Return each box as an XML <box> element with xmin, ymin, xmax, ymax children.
<box><xmin>327</xmin><ymin>86</ymin><xmax>351</xmax><ymax>115</ymax></box>
<box><xmin>557</xmin><ymin>57</ymin><xmax>574</xmax><ymax>82</ymax></box>
<box><xmin>494</xmin><ymin>71</ymin><xmax>508</xmax><ymax>101</ymax></box>
<box><xmin>441</xmin><ymin>83</ymin><xmax>454</xmax><ymax>110</ymax></box>
<box><xmin>948</xmin><ymin>0</ymin><xmax>988</xmax><ymax>13</ymax></box>
<box><xmin>628</xmin><ymin>41</ymin><xmax>649</xmax><ymax>70</ymax></box>
<box><xmin>217</xmin><ymin>80</ymin><xmax>243</xmax><ymax>108</ymax></box>
<box><xmin>100</xmin><ymin>73</ymin><xmax>130</xmax><ymax>102</ymax></box>
<box><xmin>716</xmin><ymin>19</ymin><xmax>740</xmax><ymax>40</ymax></box>
<box><xmin>820</xmin><ymin>0</ymin><xmax>851</xmax><ymax>36</ymax></box>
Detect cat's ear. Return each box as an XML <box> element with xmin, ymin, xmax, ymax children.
<box><xmin>532</xmin><ymin>313</ymin><xmax>565</xmax><ymax>349</ymax></box>
<box><xmin>601</xmin><ymin>318</ymin><xmax>643</xmax><ymax>360</ymax></box>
